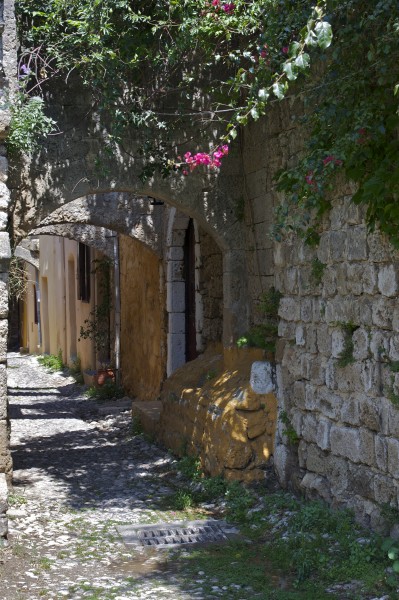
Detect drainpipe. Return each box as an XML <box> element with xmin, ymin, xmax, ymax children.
<box><xmin>113</xmin><ymin>235</ymin><xmax>121</xmax><ymax>385</ymax></box>
<box><xmin>35</xmin><ymin>268</ymin><xmax>42</xmax><ymax>349</ymax></box>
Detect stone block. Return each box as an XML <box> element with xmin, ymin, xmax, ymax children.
<box><xmin>368</xmin><ymin>231</ymin><xmax>393</xmax><ymax>263</ymax></box>
<box><xmin>317</xmin><ymin>325</ymin><xmax>331</xmax><ymax>356</ymax></box>
<box><xmin>325</xmin><ymin>359</ymin><xmax>337</xmax><ymax>390</ymax></box>
<box><xmin>352</xmin><ymin>328</ymin><xmax>369</xmax><ymax>361</ymax></box>
<box><xmin>305</xmin><ymin>443</ymin><xmax>328</xmax><ymax>475</ymax></box>
<box><xmin>0</xmin><ymin>157</ymin><xmax>8</xmax><ymax>182</ymax></box>
<box><xmin>330</xmin><ymin>230</ymin><xmax>347</xmax><ymax>261</ymax></box>
<box><xmin>387</xmin><ymin>437</ymin><xmax>399</xmax><ymax>479</ymax></box>
<box><xmin>359</xmin><ymin>397</ymin><xmax>381</xmax><ymax>431</ymax></box>
<box><xmin>297</xmin><ymin>267</ymin><xmax>312</xmax><ymax>295</ymax></box>
<box><xmin>301</xmin><ymin>413</ymin><xmax>318</xmax><ymax>444</ymax></box>
<box><xmin>372</xmin><ymin>297</ymin><xmax>395</xmax><ymax>329</ymax></box>
<box><xmin>310</xmin><ymin>356</ymin><xmax>326</xmax><ymax>386</ymax></box>
<box><xmin>300</xmin><ymin>298</ymin><xmax>312</xmax><ymax>323</ymax></box>
<box><xmin>243</xmin><ymin>410</ymin><xmax>268</xmax><ymax>440</ymax></box>
<box><xmin>0</xmin><ymin>320</ymin><xmax>7</xmax><ymax>363</ymax></box>
<box><xmin>278</xmin><ymin>297</ymin><xmax>300</xmax><ymax>321</ymax></box>
<box><xmin>328</xmin><ymin>455</ymin><xmax>350</xmax><ymax>497</ymax></box>
<box><xmin>168</xmin><ymin>312</ymin><xmax>185</xmax><ymax>335</ymax></box>
<box><xmin>316</xmin><ymin>418</ymin><xmax>332</xmax><ymax>450</ymax></box>
<box><xmin>375</xmin><ymin>435</ymin><xmax>388</xmax><ymax>472</ymax></box>
<box><xmin>389</xmin><ymin>335</ymin><xmax>399</xmax><ymax>361</ymax></box>
<box><xmin>166</xmin><ymin>281</ymin><xmax>185</xmax><ymax>313</ymax></box>
<box><xmin>331</xmin><ymin>328</ymin><xmax>345</xmax><ymax>358</ymax></box>
<box><xmin>282</xmin><ymin>267</ymin><xmax>298</xmax><ymax>294</ymax></box>
<box><xmin>330</xmin><ymin>425</ymin><xmax>361</xmax><ymax>463</ymax></box>
<box><xmin>0</xmin><ymin>233</ymin><xmax>11</xmax><ymax>263</ymax></box>
<box><xmin>277</xmin><ymin>320</ymin><xmax>296</xmax><ymax>339</ymax></box>
<box><xmin>362</xmin><ymin>263</ymin><xmax>378</xmax><ymax>294</ymax></box>
<box><xmin>348</xmin><ymin>463</ymin><xmax>375</xmax><ymax>499</ymax></box>
<box><xmin>322</xmin><ymin>267</ymin><xmax>337</xmax><ymax>298</ymax></box>
<box><xmin>317</xmin><ymin>232</ymin><xmax>330</xmax><ymax>263</ymax></box>
<box><xmin>250</xmin><ymin>361</ymin><xmax>274</xmax><ymax>394</ymax></box>
<box><xmin>300</xmin><ymin>472</ymin><xmax>331</xmax><ymax>503</ymax></box>
<box><xmin>361</xmin><ymin>360</ymin><xmax>382</xmax><ymax>397</ymax></box>
<box><xmin>224</xmin><ymin>441</ymin><xmax>253</xmax><ymax>469</ymax></box>
<box><xmin>356</xmin><ymin>297</ymin><xmax>373</xmax><ymax>326</ymax></box>
<box><xmin>295</xmin><ymin>325</ymin><xmax>305</xmax><ymax>347</ymax></box>
<box><xmin>335</xmin><ymin>263</ymin><xmax>349</xmax><ymax>295</ymax></box>
<box><xmin>347</xmin><ymin>226</ymin><xmax>368</xmax><ymax>261</ymax></box>
<box><xmin>378</xmin><ymin>265</ymin><xmax>399</xmax><ymax>297</ymax></box>
<box><xmin>340</xmin><ymin>395</ymin><xmax>360</xmax><ymax>425</ymax></box>
<box><xmin>0</xmin><ymin>183</ymin><xmax>10</xmax><ymax>210</ymax></box>
<box><xmin>374</xmin><ymin>474</ymin><xmax>397</xmax><ymax>505</ymax></box>
<box><xmin>346</xmin><ymin>263</ymin><xmax>363</xmax><ymax>295</ymax></box>
<box><xmin>293</xmin><ymin>381</ymin><xmax>306</xmax><ymax>409</ymax></box>
<box><xmin>359</xmin><ymin>428</ymin><xmax>376</xmax><ymax>467</ymax></box>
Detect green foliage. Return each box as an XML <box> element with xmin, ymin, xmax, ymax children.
<box><xmin>38</xmin><ymin>349</ymin><xmax>64</xmax><ymax>371</ymax></box>
<box><xmin>280</xmin><ymin>410</ymin><xmax>300</xmax><ymax>445</ymax></box>
<box><xmin>15</xmin><ymin>0</ymin><xmax>332</xmax><ymax>171</ymax></box>
<box><xmin>273</xmin><ymin>0</ymin><xmax>399</xmax><ymax>248</ymax></box>
<box><xmin>336</xmin><ymin>321</ymin><xmax>358</xmax><ymax>368</ymax></box>
<box><xmin>310</xmin><ymin>257</ymin><xmax>326</xmax><ymax>285</ymax></box>
<box><xmin>382</xmin><ymin>538</ymin><xmax>399</xmax><ymax>576</ymax></box>
<box><xmin>7</xmin><ymin>94</ymin><xmax>56</xmax><ymax>156</ymax></box>
<box><xmin>177</xmin><ymin>455</ymin><xmax>202</xmax><ymax>481</ymax></box>
<box><xmin>79</xmin><ymin>258</ymin><xmax>112</xmax><ymax>367</ymax></box>
<box><xmin>130</xmin><ymin>416</ymin><xmax>143</xmax><ymax>436</ymax></box>
<box><xmin>237</xmin><ymin>287</ymin><xmax>281</xmax><ymax>353</ymax></box>
<box><xmin>85</xmin><ymin>379</ymin><xmax>125</xmax><ymax>401</ymax></box>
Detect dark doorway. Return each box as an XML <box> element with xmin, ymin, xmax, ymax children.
<box><xmin>184</xmin><ymin>219</ymin><xmax>197</xmax><ymax>361</ymax></box>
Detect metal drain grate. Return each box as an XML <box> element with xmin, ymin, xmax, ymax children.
<box><xmin>116</xmin><ymin>519</ymin><xmax>239</xmax><ymax>549</ymax></box>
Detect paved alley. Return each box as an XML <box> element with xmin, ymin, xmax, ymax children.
<box><xmin>0</xmin><ymin>354</ymin><xmax>243</xmax><ymax>600</ymax></box>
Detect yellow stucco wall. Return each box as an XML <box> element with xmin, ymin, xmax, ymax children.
<box><xmin>158</xmin><ymin>346</ymin><xmax>277</xmax><ymax>483</ymax></box>
<box><xmin>119</xmin><ymin>234</ymin><xmax>166</xmax><ymax>401</ymax></box>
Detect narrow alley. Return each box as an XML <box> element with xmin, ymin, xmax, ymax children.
<box><xmin>0</xmin><ymin>354</ymin><xmax>250</xmax><ymax>600</ymax></box>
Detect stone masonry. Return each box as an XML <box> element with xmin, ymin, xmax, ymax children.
<box><xmin>274</xmin><ymin>192</ymin><xmax>399</xmax><ymax>529</ymax></box>
<box><xmin>0</xmin><ymin>0</ymin><xmax>17</xmax><ymax>540</ymax></box>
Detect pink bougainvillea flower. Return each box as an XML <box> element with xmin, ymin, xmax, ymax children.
<box><xmin>222</xmin><ymin>3</ymin><xmax>235</xmax><ymax>13</ymax></box>
<box><xmin>212</xmin><ymin>0</ymin><xmax>220</xmax><ymax>6</ymax></box>
<box><xmin>260</xmin><ymin>50</ymin><xmax>268</xmax><ymax>59</ymax></box>
<box><xmin>183</xmin><ymin>170</ymin><xmax>188</xmax><ymax>176</ymax></box>
<box><xmin>282</xmin><ymin>46</ymin><xmax>289</xmax><ymax>54</ymax></box>
<box><xmin>322</xmin><ymin>155</ymin><xmax>334</xmax><ymax>165</ymax></box>
<box><xmin>305</xmin><ymin>170</ymin><xmax>315</xmax><ymax>185</ymax></box>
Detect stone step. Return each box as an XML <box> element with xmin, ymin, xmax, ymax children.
<box><xmin>131</xmin><ymin>400</ymin><xmax>162</xmax><ymax>435</ymax></box>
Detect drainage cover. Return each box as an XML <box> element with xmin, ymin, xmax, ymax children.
<box><xmin>116</xmin><ymin>519</ymin><xmax>239</xmax><ymax>549</ymax></box>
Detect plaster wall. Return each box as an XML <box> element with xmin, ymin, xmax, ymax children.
<box><xmin>119</xmin><ymin>234</ymin><xmax>166</xmax><ymax>401</ymax></box>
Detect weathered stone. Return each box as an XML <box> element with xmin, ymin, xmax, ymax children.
<box><xmin>329</xmin><ymin>230</ymin><xmax>347</xmax><ymax>261</ymax></box>
<box><xmin>305</xmin><ymin>443</ymin><xmax>328</xmax><ymax>475</ymax></box>
<box><xmin>301</xmin><ymin>413</ymin><xmax>318</xmax><ymax>444</ymax></box>
<box><xmin>378</xmin><ymin>265</ymin><xmax>399</xmax><ymax>297</ymax></box>
<box><xmin>300</xmin><ymin>472</ymin><xmax>331</xmax><ymax>503</ymax></box>
<box><xmin>359</xmin><ymin>397</ymin><xmax>381</xmax><ymax>431</ymax></box>
<box><xmin>278</xmin><ymin>297</ymin><xmax>300</xmax><ymax>321</ymax></box>
<box><xmin>340</xmin><ymin>395</ymin><xmax>360</xmax><ymax>426</ymax></box>
<box><xmin>241</xmin><ymin>410</ymin><xmax>268</xmax><ymax>440</ymax></box>
<box><xmin>348</xmin><ymin>463</ymin><xmax>375</xmax><ymax>499</ymax></box>
<box><xmin>352</xmin><ymin>328</ymin><xmax>369</xmax><ymax>361</ymax></box>
<box><xmin>330</xmin><ymin>426</ymin><xmax>361</xmax><ymax>463</ymax></box>
<box><xmin>374</xmin><ymin>435</ymin><xmax>388</xmax><ymax>472</ymax></box>
<box><xmin>387</xmin><ymin>437</ymin><xmax>399</xmax><ymax>479</ymax></box>
<box><xmin>316</xmin><ymin>418</ymin><xmax>332</xmax><ymax>451</ymax></box>
<box><xmin>347</xmin><ymin>226</ymin><xmax>368</xmax><ymax>261</ymax></box>
<box><xmin>362</xmin><ymin>263</ymin><xmax>378</xmax><ymax>294</ymax></box>
<box><xmin>250</xmin><ymin>361</ymin><xmax>274</xmax><ymax>394</ymax></box>
<box><xmin>372</xmin><ymin>297</ymin><xmax>395</xmax><ymax>329</ymax></box>
<box><xmin>331</xmin><ymin>328</ymin><xmax>345</xmax><ymax>358</ymax></box>
<box><xmin>373</xmin><ymin>474</ymin><xmax>397</xmax><ymax>505</ymax></box>
<box><xmin>223</xmin><ymin>443</ymin><xmax>253</xmax><ymax>469</ymax></box>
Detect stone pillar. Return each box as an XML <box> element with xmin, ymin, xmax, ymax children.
<box><xmin>0</xmin><ymin>0</ymin><xmax>18</xmax><ymax>541</ymax></box>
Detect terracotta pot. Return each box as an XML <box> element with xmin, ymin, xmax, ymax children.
<box><xmin>94</xmin><ymin>369</ymin><xmax>115</xmax><ymax>387</ymax></box>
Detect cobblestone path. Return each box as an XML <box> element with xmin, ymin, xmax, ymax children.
<box><xmin>1</xmin><ymin>354</ymin><xmax>236</xmax><ymax>600</ymax></box>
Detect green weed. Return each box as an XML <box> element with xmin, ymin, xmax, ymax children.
<box><xmin>37</xmin><ymin>349</ymin><xmax>64</xmax><ymax>371</ymax></box>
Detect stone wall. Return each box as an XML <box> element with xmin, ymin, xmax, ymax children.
<box><xmin>0</xmin><ymin>0</ymin><xmax>17</xmax><ymax>541</ymax></box>
<box><xmin>158</xmin><ymin>347</ymin><xmax>277</xmax><ymax>482</ymax></box>
<box><xmin>273</xmin><ymin>192</ymin><xmax>399</xmax><ymax>529</ymax></box>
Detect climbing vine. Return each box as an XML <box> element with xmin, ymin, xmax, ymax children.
<box><xmin>273</xmin><ymin>0</ymin><xmax>399</xmax><ymax>247</ymax></box>
<box><xmin>13</xmin><ymin>0</ymin><xmax>399</xmax><ymax>244</ymax></box>
<box><xmin>14</xmin><ymin>0</ymin><xmax>332</xmax><ymax>171</ymax></box>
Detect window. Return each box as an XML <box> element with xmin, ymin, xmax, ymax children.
<box><xmin>78</xmin><ymin>243</ymin><xmax>91</xmax><ymax>302</ymax></box>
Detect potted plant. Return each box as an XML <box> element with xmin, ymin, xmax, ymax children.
<box><xmin>79</xmin><ymin>257</ymin><xmax>115</xmax><ymax>386</ymax></box>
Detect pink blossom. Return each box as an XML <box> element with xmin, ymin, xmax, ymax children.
<box><xmin>212</xmin><ymin>0</ymin><xmax>220</xmax><ymax>6</ymax></box>
<box><xmin>221</xmin><ymin>145</ymin><xmax>229</xmax><ymax>154</ymax></box>
<box><xmin>305</xmin><ymin>170</ymin><xmax>315</xmax><ymax>186</ymax></box>
<box><xmin>322</xmin><ymin>155</ymin><xmax>334</xmax><ymax>166</ymax></box>
<box><xmin>222</xmin><ymin>3</ymin><xmax>235</xmax><ymax>13</ymax></box>
<box><xmin>282</xmin><ymin>46</ymin><xmax>289</xmax><ymax>54</ymax></box>
<box><xmin>183</xmin><ymin>170</ymin><xmax>188</xmax><ymax>176</ymax></box>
